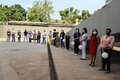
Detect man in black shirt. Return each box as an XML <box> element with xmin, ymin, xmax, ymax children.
<box><xmin>7</xmin><ymin>29</ymin><xmax>11</xmax><ymax>42</ymax></box>
<box><xmin>17</xmin><ymin>30</ymin><xmax>21</xmax><ymax>42</ymax></box>
<box><xmin>24</xmin><ymin>29</ymin><xmax>28</xmax><ymax>42</ymax></box>
<box><xmin>53</xmin><ymin>29</ymin><xmax>57</xmax><ymax>46</ymax></box>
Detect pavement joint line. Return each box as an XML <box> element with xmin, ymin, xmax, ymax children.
<box><xmin>47</xmin><ymin>42</ymin><xmax>59</xmax><ymax>80</ymax></box>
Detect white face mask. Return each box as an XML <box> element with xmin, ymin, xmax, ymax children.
<box><xmin>93</xmin><ymin>31</ymin><xmax>97</xmax><ymax>34</ymax></box>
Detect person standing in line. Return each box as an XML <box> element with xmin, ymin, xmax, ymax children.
<box><xmin>28</xmin><ymin>29</ymin><xmax>32</xmax><ymax>43</ymax></box>
<box><xmin>80</xmin><ymin>28</ymin><xmax>88</xmax><ymax>60</ymax></box>
<box><xmin>99</xmin><ymin>28</ymin><xmax>115</xmax><ymax>74</ymax></box>
<box><xmin>37</xmin><ymin>31</ymin><xmax>41</xmax><ymax>43</ymax></box>
<box><xmin>11</xmin><ymin>28</ymin><xmax>16</xmax><ymax>42</ymax></box>
<box><xmin>42</xmin><ymin>30</ymin><xmax>47</xmax><ymax>44</ymax></box>
<box><xmin>73</xmin><ymin>28</ymin><xmax>81</xmax><ymax>56</ymax></box>
<box><xmin>89</xmin><ymin>29</ymin><xmax>100</xmax><ymax>66</ymax></box>
<box><xmin>48</xmin><ymin>31</ymin><xmax>53</xmax><ymax>45</ymax></box>
<box><xmin>33</xmin><ymin>30</ymin><xmax>37</xmax><ymax>43</ymax></box>
<box><xmin>24</xmin><ymin>29</ymin><xmax>28</xmax><ymax>42</ymax></box>
<box><xmin>53</xmin><ymin>29</ymin><xmax>57</xmax><ymax>46</ymax></box>
<box><xmin>17</xmin><ymin>30</ymin><xmax>21</xmax><ymax>42</ymax></box>
<box><xmin>7</xmin><ymin>29</ymin><xmax>11</xmax><ymax>42</ymax></box>
<box><xmin>65</xmin><ymin>32</ymin><xmax>71</xmax><ymax>51</ymax></box>
<box><xmin>56</xmin><ymin>34</ymin><xmax>60</xmax><ymax>48</ymax></box>
<box><xmin>60</xmin><ymin>30</ymin><xmax>65</xmax><ymax>48</ymax></box>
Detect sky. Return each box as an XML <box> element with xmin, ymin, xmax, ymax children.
<box><xmin>0</xmin><ymin>0</ymin><xmax>106</xmax><ymax>20</ymax></box>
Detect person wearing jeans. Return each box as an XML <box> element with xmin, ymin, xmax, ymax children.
<box><xmin>11</xmin><ymin>28</ymin><xmax>15</xmax><ymax>42</ymax></box>
<box><xmin>80</xmin><ymin>28</ymin><xmax>88</xmax><ymax>60</ymax></box>
<box><xmin>60</xmin><ymin>30</ymin><xmax>65</xmax><ymax>48</ymax></box>
<box><xmin>28</xmin><ymin>29</ymin><xmax>32</xmax><ymax>43</ymax></box>
<box><xmin>42</xmin><ymin>30</ymin><xmax>47</xmax><ymax>44</ymax></box>
<box><xmin>37</xmin><ymin>31</ymin><xmax>41</xmax><ymax>43</ymax></box>
<box><xmin>99</xmin><ymin>28</ymin><xmax>115</xmax><ymax>74</ymax></box>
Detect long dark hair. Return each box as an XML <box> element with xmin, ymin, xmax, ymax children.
<box><xmin>82</xmin><ymin>28</ymin><xmax>87</xmax><ymax>35</ymax></box>
<box><xmin>90</xmin><ymin>29</ymin><xmax>98</xmax><ymax>38</ymax></box>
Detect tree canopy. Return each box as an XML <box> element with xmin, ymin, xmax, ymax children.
<box><xmin>59</xmin><ymin>7</ymin><xmax>91</xmax><ymax>24</ymax></box>
<box><xmin>28</xmin><ymin>0</ymin><xmax>54</xmax><ymax>22</ymax></box>
<box><xmin>0</xmin><ymin>4</ymin><xmax>27</xmax><ymax>21</ymax></box>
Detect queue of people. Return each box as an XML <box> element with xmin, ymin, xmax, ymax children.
<box><xmin>72</xmin><ymin>28</ymin><xmax>115</xmax><ymax>74</ymax></box>
<box><xmin>6</xmin><ymin>27</ymin><xmax>115</xmax><ymax>74</ymax></box>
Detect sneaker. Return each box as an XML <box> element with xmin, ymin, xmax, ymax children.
<box><xmin>80</xmin><ymin>58</ymin><xmax>86</xmax><ymax>60</ymax></box>
<box><xmin>99</xmin><ymin>69</ymin><xmax>105</xmax><ymax>71</ymax></box>
<box><xmin>105</xmin><ymin>71</ymin><xmax>110</xmax><ymax>74</ymax></box>
<box><xmin>75</xmin><ymin>54</ymin><xmax>78</xmax><ymax>56</ymax></box>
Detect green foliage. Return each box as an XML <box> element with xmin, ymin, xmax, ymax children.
<box><xmin>0</xmin><ymin>4</ymin><xmax>27</xmax><ymax>21</ymax></box>
<box><xmin>59</xmin><ymin>7</ymin><xmax>91</xmax><ymax>24</ymax></box>
<box><xmin>0</xmin><ymin>9</ymin><xmax>7</xmax><ymax>21</ymax></box>
<box><xmin>94</xmin><ymin>8</ymin><xmax>101</xmax><ymax>14</ymax></box>
<box><xmin>28</xmin><ymin>0</ymin><xmax>54</xmax><ymax>22</ymax></box>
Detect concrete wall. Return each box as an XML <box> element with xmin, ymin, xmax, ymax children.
<box><xmin>0</xmin><ymin>25</ymin><xmax>72</xmax><ymax>41</ymax></box>
<box><xmin>68</xmin><ymin>0</ymin><xmax>120</xmax><ymax>63</ymax></box>
<box><xmin>0</xmin><ymin>25</ymin><xmax>4</xmax><ymax>37</ymax></box>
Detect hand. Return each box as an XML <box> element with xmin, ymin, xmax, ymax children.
<box><xmin>80</xmin><ymin>40</ymin><xmax>82</xmax><ymax>43</ymax></box>
<box><xmin>102</xmin><ymin>49</ymin><xmax>104</xmax><ymax>52</ymax></box>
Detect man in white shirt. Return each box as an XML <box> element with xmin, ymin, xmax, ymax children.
<box><xmin>42</xmin><ymin>30</ymin><xmax>47</xmax><ymax>44</ymax></box>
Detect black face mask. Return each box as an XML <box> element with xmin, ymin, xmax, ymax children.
<box><xmin>106</xmin><ymin>32</ymin><xmax>110</xmax><ymax>35</ymax></box>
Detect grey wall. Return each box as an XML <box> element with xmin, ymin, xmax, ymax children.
<box><xmin>68</xmin><ymin>0</ymin><xmax>120</xmax><ymax>63</ymax></box>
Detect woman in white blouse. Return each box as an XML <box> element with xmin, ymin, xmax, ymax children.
<box><xmin>80</xmin><ymin>28</ymin><xmax>88</xmax><ymax>60</ymax></box>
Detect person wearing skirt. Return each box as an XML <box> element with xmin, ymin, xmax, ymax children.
<box><xmin>89</xmin><ymin>29</ymin><xmax>100</xmax><ymax>66</ymax></box>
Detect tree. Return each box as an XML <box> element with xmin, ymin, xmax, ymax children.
<box><xmin>41</xmin><ymin>0</ymin><xmax>54</xmax><ymax>20</ymax></box>
<box><xmin>11</xmin><ymin>11</ymin><xmax>24</xmax><ymax>21</ymax></box>
<box><xmin>59</xmin><ymin>7</ymin><xmax>81</xmax><ymax>24</ymax></box>
<box><xmin>82</xmin><ymin>10</ymin><xmax>91</xmax><ymax>20</ymax></box>
<box><xmin>14</xmin><ymin>4</ymin><xmax>27</xmax><ymax>20</ymax></box>
<box><xmin>59</xmin><ymin>7</ymin><xmax>91</xmax><ymax>24</ymax></box>
<box><xmin>0</xmin><ymin>9</ymin><xmax>7</xmax><ymax>21</ymax></box>
<box><xmin>0</xmin><ymin>4</ymin><xmax>27</xmax><ymax>21</ymax></box>
<box><xmin>28</xmin><ymin>0</ymin><xmax>54</xmax><ymax>22</ymax></box>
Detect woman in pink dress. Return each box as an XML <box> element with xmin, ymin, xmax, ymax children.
<box><xmin>89</xmin><ymin>29</ymin><xmax>100</xmax><ymax>67</ymax></box>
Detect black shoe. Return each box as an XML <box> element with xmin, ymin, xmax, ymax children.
<box><xmin>91</xmin><ymin>64</ymin><xmax>95</xmax><ymax>67</ymax></box>
<box><xmin>99</xmin><ymin>69</ymin><xmax>105</xmax><ymax>71</ymax></box>
<box><xmin>80</xmin><ymin>58</ymin><xmax>86</xmax><ymax>60</ymax></box>
<box><xmin>105</xmin><ymin>71</ymin><xmax>110</xmax><ymax>74</ymax></box>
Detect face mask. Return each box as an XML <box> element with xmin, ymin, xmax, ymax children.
<box><xmin>82</xmin><ymin>30</ymin><xmax>85</xmax><ymax>33</ymax></box>
<box><xmin>106</xmin><ymin>32</ymin><xmax>110</xmax><ymax>35</ymax></box>
<box><xmin>93</xmin><ymin>32</ymin><xmax>97</xmax><ymax>34</ymax></box>
<box><xmin>76</xmin><ymin>30</ymin><xmax>78</xmax><ymax>32</ymax></box>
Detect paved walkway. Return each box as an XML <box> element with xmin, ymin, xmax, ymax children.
<box><xmin>0</xmin><ymin>41</ymin><xmax>120</xmax><ymax>80</ymax></box>
<box><xmin>0</xmin><ymin>41</ymin><xmax>49</xmax><ymax>80</ymax></box>
<box><xmin>50</xmin><ymin>46</ymin><xmax>120</xmax><ymax>80</ymax></box>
